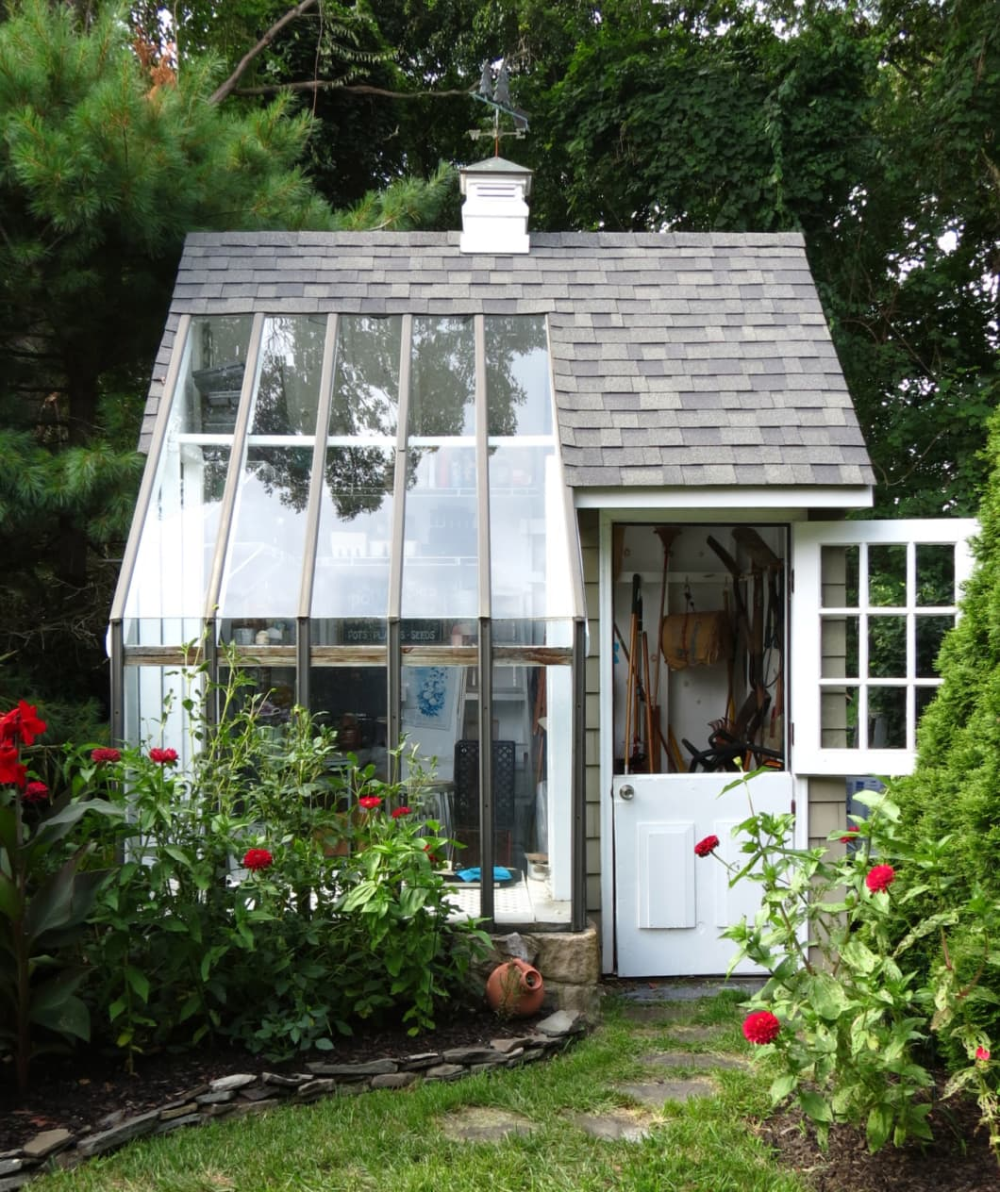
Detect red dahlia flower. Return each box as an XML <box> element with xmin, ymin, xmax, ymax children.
<box><xmin>149</xmin><ymin>747</ymin><xmax>178</xmax><ymax>765</ymax></box>
<box><xmin>23</xmin><ymin>781</ymin><xmax>49</xmax><ymax>803</ymax></box>
<box><xmin>358</xmin><ymin>795</ymin><xmax>382</xmax><ymax>810</ymax></box>
<box><xmin>0</xmin><ymin>700</ymin><xmax>47</xmax><ymax>747</ymax></box>
<box><xmin>391</xmin><ymin>806</ymin><xmax>412</xmax><ymax>819</ymax></box>
<box><xmin>694</xmin><ymin>834</ymin><xmax>720</xmax><ymax>857</ymax></box>
<box><xmin>865</xmin><ymin>864</ymin><xmax>896</xmax><ymax>893</ymax></box>
<box><xmin>243</xmin><ymin>848</ymin><xmax>273</xmax><ymax>872</ymax></box>
<box><xmin>743</xmin><ymin>1010</ymin><xmax>781</xmax><ymax>1045</ymax></box>
<box><xmin>91</xmin><ymin>747</ymin><xmax>122</xmax><ymax>764</ymax></box>
<box><xmin>976</xmin><ymin>1046</ymin><xmax>991</xmax><ymax>1063</ymax></box>
<box><xmin>0</xmin><ymin>744</ymin><xmax>27</xmax><ymax>789</ymax></box>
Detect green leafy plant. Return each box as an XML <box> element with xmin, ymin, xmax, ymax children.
<box><xmin>705</xmin><ymin>768</ymin><xmax>999</xmax><ymax>1158</ymax></box>
<box><xmin>0</xmin><ymin>701</ymin><xmax>121</xmax><ymax>1092</ymax></box>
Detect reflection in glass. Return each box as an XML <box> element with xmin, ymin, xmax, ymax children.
<box><xmin>868</xmin><ymin>615</ymin><xmax>907</xmax><ymax>678</ymax></box>
<box><xmin>486</xmin><ymin>316</ymin><xmax>551</xmax><ymax>436</ymax></box>
<box><xmin>915</xmin><ymin>686</ymin><xmax>937</xmax><ymax>725</ymax></box>
<box><xmin>187</xmin><ymin>315</ymin><xmax>253</xmax><ymax>434</ymax></box>
<box><xmin>409</xmin><ymin>317</ymin><xmax>475</xmax><ymax>436</ymax></box>
<box><xmin>821</xmin><ymin>686</ymin><xmax>857</xmax><ymax>748</ymax></box>
<box><xmin>821</xmin><ymin>545</ymin><xmax>858</xmax><ymax>607</ymax></box>
<box><xmin>916</xmin><ymin>615</ymin><xmax>953</xmax><ymax>678</ymax></box>
<box><xmin>869</xmin><ymin>544</ymin><xmax>907</xmax><ymax>606</ymax></box>
<box><xmin>312</xmin><ymin>446</ymin><xmax>395</xmax><ymax>620</ymax></box>
<box><xmin>821</xmin><ymin>616</ymin><xmax>858</xmax><ymax>679</ymax></box>
<box><xmin>218</xmin><ymin>666</ymin><xmax>297</xmax><ymax>741</ymax></box>
<box><xmin>916</xmin><ymin>544</ymin><xmax>955</xmax><ymax>606</ymax></box>
<box><xmin>868</xmin><ymin>686</ymin><xmax>907</xmax><ymax>749</ymax></box>
<box><xmin>125</xmin><ymin>444</ymin><xmax>231</xmax><ymax>638</ymax></box>
<box><xmin>401</xmin><ymin>447</ymin><xmax>478</xmax><ymax>619</ymax></box>
<box><xmin>220</xmin><ymin>447</ymin><xmax>313</xmax><ymax>621</ymax></box>
<box><xmin>250</xmin><ymin>316</ymin><xmax>326</xmax><ymax>436</ymax></box>
<box><xmin>329</xmin><ymin>315</ymin><xmax>401</xmax><ymax>437</ymax></box>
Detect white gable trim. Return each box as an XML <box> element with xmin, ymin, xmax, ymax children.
<box><xmin>575</xmin><ymin>485</ymin><xmax>874</xmax><ymax>511</ymax></box>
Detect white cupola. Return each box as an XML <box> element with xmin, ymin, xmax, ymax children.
<box><xmin>459</xmin><ymin>156</ymin><xmax>533</xmax><ymax>254</ymax></box>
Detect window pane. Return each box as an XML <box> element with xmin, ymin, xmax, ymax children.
<box><xmin>916</xmin><ymin>615</ymin><xmax>953</xmax><ymax>678</ymax></box>
<box><xmin>915</xmin><ymin>686</ymin><xmax>938</xmax><ymax>724</ymax></box>
<box><xmin>821</xmin><ymin>616</ymin><xmax>858</xmax><ymax>679</ymax></box>
<box><xmin>312</xmin><ymin>446</ymin><xmax>395</xmax><ymax>620</ymax></box>
<box><xmin>868</xmin><ymin>544</ymin><xmax>906</xmax><ymax>606</ymax></box>
<box><xmin>490</xmin><ymin>444</ymin><xmax>574</xmax><ymax>619</ymax></box>
<box><xmin>821</xmin><ymin>545</ymin><xmax>858</xmax><ymax>607</ymax></box>
<box><xmin>329</xmin><ymin>315</ymin><xmax>401</xmax><ymax>438</ymax></box>
<box><xmin>218</xmin><ymin>665</ymin><xmax>297</xmax><ymax>742</ymax></box>
<box><xmin>401</xmin><ymin>447</ymin><xmax>478</xmax><ymax>619</ymax></box>
<box><xmin>250</xmin><ymin>316</ymin><xmax>326</xmax><ymax>436</ymax></box>
<box><xmin>124</xmin><ymin>666</ymin><xmax>200</xmax><ymax>769</ymax></box>
<box><xmin>125</xmin><ymin>444</ymin><xmax>231</xmax><ymax>636</ymax></box>
<box><xmin>486</xmin><ymin>316</ymin><xmax>551</xmax><ymax>436</ymax></box>
<box><xmin>409</xmin><ymin>317</ymin><xmax>476</xmax><ymax>436</ymax></box>
<box><xmin>868</xmin><ymin>615</ymin><xmax>907</xmax><ymax>678</ymax></box>
<box><xmin>916</xmin><ymin>543</ymin><xmax>955</xmax><ymax>606</ymax></box>
<box><xmin>310</xmin><ymin>665</ymin><xmax>388</xmax><ymax>779</ymax></box>
<box><xmin>188</xmin><ymin>315</ymin><xmax>253</xmax><ymax>434</ymax></box>
<box><xmin>869</xmin><ymin>686</ymin><xmax>906</xmax><ymax>749</ymax></box>
<box><xmin>821</xmin><ymin>686</ymin><xmax>857</xmax><ymax>748</ymax></box>
<box><xmin>219</xmin><ymin>447</ymin><xmax>313</xmax><ymax>620</ymax></box>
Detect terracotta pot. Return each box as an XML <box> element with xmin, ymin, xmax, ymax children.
<box><xmin>485</xmin><ymin>958</ymin><xmax>545</xmax><ymax>1018</ymax></box>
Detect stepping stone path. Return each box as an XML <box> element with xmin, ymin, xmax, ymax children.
<box><xmin>439</xmin><ymin>1107</ymin><xmax>538</xmax><ymax>1144</ymax></box>
<box><xmin>617</xmin><ymin>1077</ymin><xmax>717</xmax><ymax>1107</ymax></box>
<box><xmin>567</xmin><ymin>1109</ymin><xmax>654</xmax><ymax>1143</ymax></box>
<box><xmin>641</xmin><ymin>1050</ymin><xmax>748</xmax><ymax>1072</ymax></box>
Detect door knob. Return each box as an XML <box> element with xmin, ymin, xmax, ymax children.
<box><xmin>619</xmin><ymin>784</ymin><xmax>634</xmax><ymax>801</ymax></box>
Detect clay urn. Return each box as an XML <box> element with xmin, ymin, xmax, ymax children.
<box><xmin>485</xmin><ymin>958</ymin><xmax>545</xmax><ymax>1018</ymax></box>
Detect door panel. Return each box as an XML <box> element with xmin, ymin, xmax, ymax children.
<box><xmin>613</xmin><ymin>771</ymin><xmax>794</xmax><ymax>977</ymax></box>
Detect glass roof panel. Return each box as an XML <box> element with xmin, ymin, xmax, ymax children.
<box><xmin>312</xmin><ymin>445</ymin><xmax>396</xmax><ymax>619</ymax></box>
<box><xmin>409</xmin><ymin>316</ymin><xmax>475</xmax><ymax>436</ymax></box>
<box><xmin>250</xmin><ymin>316</ymin><xmax>326</xmax><ymax>436</ymax></box>
<box><xmin>188</xmin><ymin>315</ymin><xmax>253</xmax><ymax>434</ymax></box>
<box><xmin>329</xmin><ymin>315</ymin><xmax>401</xmax><ymax>438</ymax></box>
<box><xmin>219</xmin><ymin>445</ymin><xmax>314</xmax><ymax>620</ymax></box>
<box><xmin>486</xmin><ymin>316</ymin><xmax>552</xmax><ymax>436</ymax></box>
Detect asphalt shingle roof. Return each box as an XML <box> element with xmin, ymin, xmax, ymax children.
<box><xmin>142</xmin><ymin>230</ymin><xmax>874</xmax><ymax>489</ymax></box>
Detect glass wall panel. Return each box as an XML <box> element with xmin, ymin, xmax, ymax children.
<box><xmin>250</xmin><ymin>316</ymin><xmax>326</xmax><ymax>436</ymax></box>
<box><xmin>486</xmin><ymin>316</ymin><xmax>551</xmax><ymax>436</ymax></box>
<box><xmin>409</xmin><ymin>317</ymin><xmax>475</xmax><ymax>436</ymax></box>
<box><xmin>329</xmin><ymin>315</ymin><xmax>401</xmax><ymax>438</ymax></box>
<box><xmin>310</xmin><ymin>665</ymin><xmax>389</xmax><ymax>778</ymax></box>
<box><xmin>312</xmin><ymin>447</ymin><xmax>395</xmax><ymax>626</ymax></box>
<box><xmin>401</xmin><ymin>447</ymin><xmax>478</xmax><ymax>619</ymax></box>
<box><xmin>124</xmin><ymin>665</ymin><xmax>201</xmax><ymax>770</ymax></box>
<box><xmin>489</xmin><ymin>445</ymin><xmax>574</xmax><ymax>619</ymax></box>
<box><xmin>219</xmin><ymin>446</ymin><xmax>313</xmax><ymax>621</ymax></box>
<box><xmin>124</xmin><ymin>444</ymin><xmax>231</xmax><ymax>643</ymax></box>
<box><xmin>217</xmin><ymin>664</ymin><xmax>297</xmax><ymax>746</ymax></box>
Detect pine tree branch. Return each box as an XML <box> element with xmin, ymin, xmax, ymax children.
<box><xmin>209</xmin><ymin>0</ymin><xmax>319</xmax><ymax>106</ymax></box>
<box><xmin>233</xmin><ymin>81</ymin><xmax>474</xmax><ymax>100</ymax></box>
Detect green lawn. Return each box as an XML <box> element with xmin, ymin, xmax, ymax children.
<box><xmin>32</xmin><ymin>992</ymin><xmax>809</xmax><ymax>1192</ymax></box>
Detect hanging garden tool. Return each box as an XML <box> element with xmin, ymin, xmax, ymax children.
<box><xmin>624</xmin><ymin>574</ymin><xmax>648</xmax><ymax>772</ymax></box>
<box><xmin>651</xmin><ymin>526</ymin><xmax>682</xmax><ymax>772</ymax></box>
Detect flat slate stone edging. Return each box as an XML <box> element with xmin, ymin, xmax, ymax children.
<box><xmin>0</xmin><ymin>1011</ymin><xmax>589</xmax><ymax>1189</ymax></box>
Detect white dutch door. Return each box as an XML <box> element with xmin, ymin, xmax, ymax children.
<box><xmin>609</xmin><ymin>519</ymin><xmax>974</xmax><ymax>979</ymax></box>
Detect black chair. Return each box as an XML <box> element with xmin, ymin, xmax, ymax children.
<box><xmin>452</xmin><ymin>740</ymin><xmax>516</xmax><ymax>867</ymax></box>
<box><xmin>682</xmin><ymin>693</ymin><xmax>783</xmax><ymax>772</ymax></box>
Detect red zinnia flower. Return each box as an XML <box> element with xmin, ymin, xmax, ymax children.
<box><xmin>975</xmin><ymin>1046</ymin><xmax>991</xmax><ymax>1063</ymax></box>
<box><xmin>391</xmin><ymin>806</ymin><xmax>412</xmax><ymax>819</ymax></box>
<box><xmin>839</xmin><ymin>829</ymin><xmax>860</xmax><ymax>844</ymax></box>
<box><xmin>23</xmin><ymin>781</ymin><xmax>49</xmax><ymax>804</ymax></box>
<box><xmin>694</xmin><ymin>834</ymin><xmax>720</xmax><ymax>858</ymax></box>
<box><xmin>423</xmin><ymin>843</ymin><xmax>442</xmax><ymax>866</ymax></box>
<box><xmin>91</xmin><ymin>747</ymin><xmax>122</xmax><ymax>764</ymax></box>
<box><xmin>359</xmin><ymin>795</ymin><xmax>382</xmax><ymax>810</ymax></box>
<box><xmin>0</xmin><ymin>744</ymin><xmax>27</xmax><ymax>789</ymax></box>
<box><xmin>0</xmin><ymin>700</ymin><xmax>47</xmax><ymax>747</ymax></box>
<box><xmin>243</xmin><ymin>848</ymin><xmax>273</xmax><ymax>872</ymax></box>
<box><xmin>865</xmin><ymin>864</ymin><xmax>896</xmax><ymax>893</ymax></box>
<box><xmin>743</xmin><ymin>1010</ymin><xmax>781</xmax><ymax>1045</ymax></box>
<box><xmin>149</xmin><ymin>747</ymin><xmax>178</xmax><ymax>765</ymax></box>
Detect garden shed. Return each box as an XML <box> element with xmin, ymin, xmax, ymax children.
<box><xmin>110</xmin><ymin>157</ymin><xmax>975</xmax><ymax>979</ymax></box>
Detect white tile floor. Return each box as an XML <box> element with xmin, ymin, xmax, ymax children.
<box><xmin>445</xmin><ymin>875</ymin><xmax>570</xmax><ymax>924</ymax></box>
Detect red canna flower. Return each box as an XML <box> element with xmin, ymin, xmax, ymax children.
<box><xmin>391</xmin><ymin>806</ymin><xmax>412</xmax><ymax>819</ymax></box>
<box><xmin>694</xmin><ymin>834</ymin><xmax>720</xmax><ymax>858</ymax></box>
<box><xmin>358</xmin><ymin>796</ymin><xmax>382</xmax><ymax>811</ymax></box>
<box><xmin>91</xmin><ymin>747</ymin><xmax>122</xmax><ymax>764</ymax></box>
<box><xmin>865</xmin><ymin>864</ymin><xmax>896</xmax><ymax>893</ymax></box>
<box><xmin>0</xmin><ymin>743</ymin><xmax>27</xmax><ymax>789</ymax></box>
<box><xmin>149</xmin><ymin>747</ymin><xmax>178</xmax><ymax>765</ymax></box>
<box><xmin>22</xmin><ymin>781</ymin><xmax>49</xmax><ymax>804</ymax></box>
<box><xmin>743</xmin><ymin>1010</ymin><xmax>781</xmax><ymax>1045</ymax></box>
<box><xmin>0</xmin><ymin>700</ymin><xmax>47</xmax><ymax>747</ymax></box>
<box><xmin>976</xmin><ymin>1046</ymin><xmax>990</xmax><ymax>1063</ymax></box>
<box><xmin>243</xmin><ymin>848</ymin><xmax>273</xmax><ymax>872</ymax></box>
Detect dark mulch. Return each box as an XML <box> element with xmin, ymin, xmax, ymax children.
<box><xmin>0</xmin><ymin>1006</ymin><xmax>537</xmax><ymax>1155</ymax></box>
<box><xmin>759</xmin><ymin>1098</ymin><xmax>999</xmax><ymax>1192</ymax></box>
